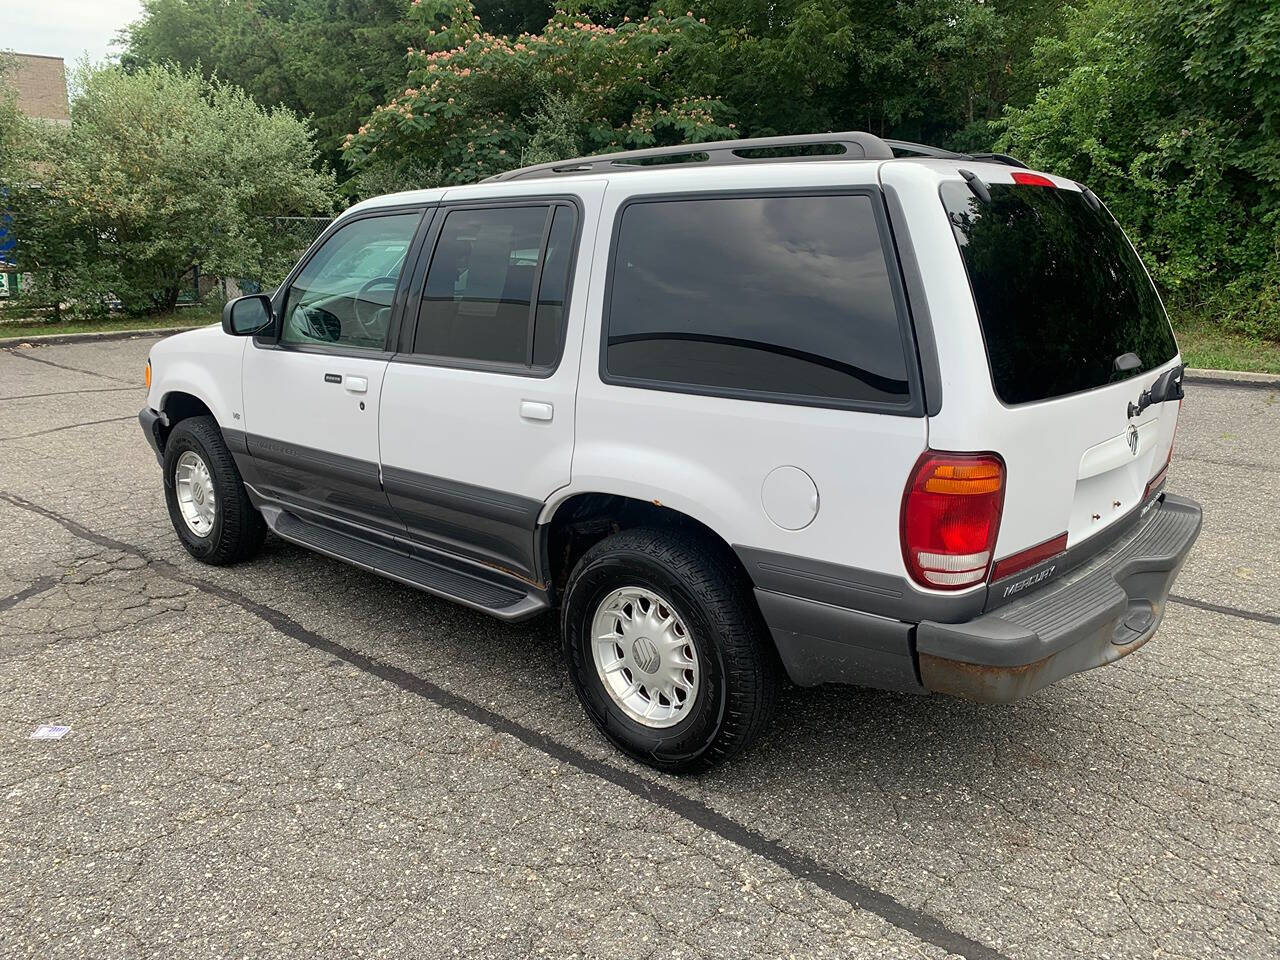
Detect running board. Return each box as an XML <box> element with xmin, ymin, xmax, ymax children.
<box><xmin>262</xmin><ymin>506</ymin><xmax>548</xmax><ymax>621</ymax></box>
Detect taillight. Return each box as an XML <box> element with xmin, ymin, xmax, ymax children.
<box><xmin>991</xmin><ymin>532</ymin><xmax>1068</xmax><ymax>582</ymax></box>
<box><xmin>1143</xmin><ymin>398</ymin><xmax>1182</xmax><ymax>500</ymax></box>
<box><xmin>1011</xmin><ymin>171</ymin><xmax>1056</xmax><ymax>188</ymax></box>
<box><xmin>901</xmin><ymin>452</ymin><xmax>1005</xmax><ymax>590</ymax></box>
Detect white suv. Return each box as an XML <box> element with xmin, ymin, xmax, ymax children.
<box><xmin>140</xmin><ymin>132</ymin><xmax>1202</xmax><ymax>772</ymax></box>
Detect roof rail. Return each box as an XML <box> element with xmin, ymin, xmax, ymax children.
<box><xmin>969</xmin><ymin>152</ymin><xmax>1028</xmax><ymax>169</ymax></box>
<box><xmin>883</xmin><ymin>139</ymin><xmax>969</xmax><ymax>160</ymax></box>
<box><xmin>885</xmin><ymin>139</ymin><xmax>1028</xmax><ymax>168</ymax></box>
<box><xmin>482</xmin><ymin>131</ymin><xmax>896</xmax><ymax>182</ymax></box>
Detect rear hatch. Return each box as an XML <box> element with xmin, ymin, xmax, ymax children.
<box><xmin>938</xmin><ymin>172</ymin><xmax>1181</xmax><ymax>575</ymax></box>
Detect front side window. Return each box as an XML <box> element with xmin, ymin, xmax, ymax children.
<box><xmin>604</xmin><ymin>194</ymin><xmax>912</xmax><ymax>406</ymax></box>
<box><xmin>280</xmin><ymin>213</ymin><xmax>420</xmax><ymax>350</ymax></box>
<box><xmin>413</xmin><ymin>203</ymin><xmax>577</xmax><ymax>369</ymax></box>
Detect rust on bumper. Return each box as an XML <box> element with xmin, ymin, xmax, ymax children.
<box><xmin>915</xmin><ymin>494</ymin><xmax>1202</xmax><ymax>704</ymax></box>
<box><xmin>918</xmin><ymin>620</ymin><xmax>1158</xmax><ymax>703</ymax></box>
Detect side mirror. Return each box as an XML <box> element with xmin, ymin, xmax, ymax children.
<box><xmin>222</xmin><ymin>294</ymin><xmax>276</xmax><ymax>337</ymax></box>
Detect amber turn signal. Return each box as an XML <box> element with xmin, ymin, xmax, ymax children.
<box><xmin>144</xmin><ymin>359</ymin><xmax>151</xmax><ymax>391</ymax></box>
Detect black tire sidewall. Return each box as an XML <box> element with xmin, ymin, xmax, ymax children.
<box><xmin>564</xmin><ymin>547</ymin><xmax>729</xmax><ymax>769</ymax></box>
<box><xmin>163</xmin><ymin>424</ymin><xmax>229</xmax><ymax>561</ymax></box>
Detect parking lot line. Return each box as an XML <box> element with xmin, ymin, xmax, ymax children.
<box><xmin>1169</xmin><ymin>594</ymin><xmax>1280</xmax><ymax>626</ymax></box>
<box><xmin>2</xmin><ymin>347</ymin><xmax>134</xmax><ymax>384</ymax></box>
<box><xmin>0</xmin><ymin>485</ymin><xmax>1013</xmax><ymax>960</ymax></box>
<box><xmin>0</xmin><ymin>576</ymin><xmax>57</xmax><ymax>613</ymax></box>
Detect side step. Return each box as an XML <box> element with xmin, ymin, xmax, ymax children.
<box><xmin>264</xmin><ymin>506</ymin><xmax>548</xmax><ymax>621</ymax></box>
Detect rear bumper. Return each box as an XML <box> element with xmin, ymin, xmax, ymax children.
<box><xmin>916</xmin><ymin>493</ymin><xmax>1201</xmax><ymax>701</ymax></box>
<box><xmin>755</xmin><ymin>493</ymin><xmax>1202</xmax><ymax>702</ymax></box>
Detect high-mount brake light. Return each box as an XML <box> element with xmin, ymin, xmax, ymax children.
<box><xmin>992</xmin><ymin>532</ymin><xmax>1068</xmax><ymax>582</ymax></box>
<box><xmin>901</xmin><ymin>452</ymin><xmax>1006</xmax><ymax>591</ymax></box>
<box><xmin>1011</xmin><ymin>171</ymin><xmax>1056</xmax><ymax>188</ymax></box>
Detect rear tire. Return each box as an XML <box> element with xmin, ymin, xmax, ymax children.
<box><xmin>562</xmin><ymin>528</ymin><xmax>778</xmax><ymax>773</ymax></box>
<box><xmin>163</xmin><ymin>416</ymin><xmax>266</xmax><ymax>565</ymax></box>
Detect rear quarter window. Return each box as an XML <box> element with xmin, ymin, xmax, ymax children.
<box><xmin>603</xmin><ymin>193</ymin><xmax>915</xmax><ymax>409</ymax></box>
<box><xmin>941</xmin><ymin>181</ymin><xmax>1178</xmax><ymax>405</ymax></box>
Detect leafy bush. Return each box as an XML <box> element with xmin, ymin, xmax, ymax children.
<box><xmin>1000</xmin><ymin>0</ymin><xmax>1280</xmax><ymax>340</ymax></box>
<box><xmin>7</xmin><ymin>64</ymin><xmax>335</xmax><ymax>316</ymax></box>
<box><xmin>343</xmin><ymin>0</ymin><xmax>734</xmax><ymax>188</ymax></box>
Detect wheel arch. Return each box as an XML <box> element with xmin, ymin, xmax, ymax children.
<box><xmin>539</xmin><ymin>491</ymin><xmax>756</xmax><ymax>601</ymax></box>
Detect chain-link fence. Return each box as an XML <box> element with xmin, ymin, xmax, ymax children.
<box><xmin>268</xmin><ymin>216</ymin><xmax>332</xmax><ymax>260</ymax></box>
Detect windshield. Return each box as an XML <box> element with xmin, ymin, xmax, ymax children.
<box><xmin>941</xmin><ymin>181</ymin><xmax>1178</xmax><ymax>405</ymax></box>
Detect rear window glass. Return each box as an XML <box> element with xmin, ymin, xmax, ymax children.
<box><xmin>605</xmin><ymin>194</ymin><xmax>912</xmax><ymax>407</ymax></box>
<box><xmin>941</xmin><ymin>181</ymin><xmax>1178</xmax><ymax>405</ymax></box>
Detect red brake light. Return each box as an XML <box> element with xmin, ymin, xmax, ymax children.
<box><xmin>1011</xmin><ymin>171</ymin><xmax>1056</xmax><ymax>188</ymax></box>
<box><xmin>991</xmin><ymin>532</ymin><xmax>1068</xmax><ymax>582</ymax></box>
<box><xmin>901</xmin><ymin>452</ymin><xmax>1005</xmax><ymax>590</ymax></box>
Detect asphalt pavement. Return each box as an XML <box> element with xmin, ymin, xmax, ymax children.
<box><xmin>1</xmin><ymin>335</ymin><xmax>1277</xmax><ymax>959</ymax></box>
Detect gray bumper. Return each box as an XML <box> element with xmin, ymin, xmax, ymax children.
<box><xmin>916</xmin><ymin>493</ymin><xmax>1202</xmax><ymax>702</ymax></box>
<box><xmin>138</xmin><ymin>407</ymin><xmax>165</xmax><ymax>464</ymax></box>
<box><xmin>755</xmin><ymin>493</ymin><xmax>1202</xmax><ymax>701</ymax></box>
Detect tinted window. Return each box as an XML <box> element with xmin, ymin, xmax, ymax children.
<box><xmin>532</xmin><ymin>206</ymin><xmax>576</xmax><ymax>367</ymax></box>
<box><xmin>605</xmin><ymin>194</ymin><xmax>911</xmax><ymax>405</ymax></box>
<box><xmin>281</xmin><ymin>213</ymin><xmax>419</xmax><ymax>350</ymax></box>
<box><xmin>414</xmin><ymin>205</ymin><xmax>576</xmax><ymax>368</ymax></box>
<box><xmin>942</xmin><ymin>181</ymin><xmax>1178</xmax><ymax>405</ymax></box>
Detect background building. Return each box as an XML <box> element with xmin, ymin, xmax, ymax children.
<box><xmin>6</xmin><ymin>52</ymin><xmax>70</xmax><ymax>125</ymax></box>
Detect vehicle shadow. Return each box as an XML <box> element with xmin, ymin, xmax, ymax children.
<box><xmin>255</xmin><ymin>536</ymin><xmax>1073</xmax><ymax>793</ymax></box>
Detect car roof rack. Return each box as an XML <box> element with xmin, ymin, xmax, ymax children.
<box><xmin>483</xmin><ymin>131</ymin><xmax>896</xmax><ymax>182</ymax></box>
<box><xmin>885</xmin><ymin>139</ymin><xmax>1028</xmax><ymax>168</ymax></box>
<box><xmin>482</xmin><ymin>132</ymin><xmax>1028</xmax><ymax>182</ymax></box>
<box><xmin>884</xmin><ymin>139</ymin><xmax>968</xmax><ymax>160</ymax></box>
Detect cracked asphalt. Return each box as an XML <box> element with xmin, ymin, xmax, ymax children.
<box><xmin>1</xmin><ymin>335</ymin><xmax>1277</xmax><ymax>960</ymax></box>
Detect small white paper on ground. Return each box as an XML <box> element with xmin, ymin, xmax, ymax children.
<box><xmin>30</xmin><ymin>725</ymin><xmax>71</xmax><ymax>740</ymax></box>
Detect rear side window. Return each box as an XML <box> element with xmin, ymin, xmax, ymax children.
<box><xmin>941</xmin><ymin>181</ymin><xmax>1178</xmax><ymax>405</ymax></box>
<box><xmin>413</xmin><ymin>203</ymin><xmax>577</xmax><ymax>369</ymax></box>
<box><xmin>604</xmin><ymin>194</ymin><xmax>913</xmax><ymax>407</ymax></box>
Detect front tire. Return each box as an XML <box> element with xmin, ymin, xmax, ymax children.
<box><xmin>163</xmin><ymin>416</ymin><xmax>266</xmax><ymax>565</ymax></box>
<box><xmin>562</xmin><ymin>528</ymin><xmax>778</xmax><ymax>773</ymax></box>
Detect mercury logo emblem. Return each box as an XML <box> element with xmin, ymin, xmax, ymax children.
<box><xmin>1126</xmin><ymin>423</ymin><xmax>1139</xmax><ymax>456</ymax></box>
<box><xmin>631</xmin><ymin>637</ymin><xmax>661</xmax><ymax>674</ymax></box>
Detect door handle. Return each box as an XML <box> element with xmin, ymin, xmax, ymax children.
<box><xmin>344</xmin><ymin>376</ymin><xmax>368</xmax><ymax>394</ymax></box>
<box><xmin>520</xmin><ymin>400</ymin><xmax>553</xmax><ymax>422</ymax></box>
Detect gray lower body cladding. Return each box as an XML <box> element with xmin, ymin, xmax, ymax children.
<box><xmin>138</xmin><ymin>407</ymin><xmax>165</xmax><ymax>464</ymax></box>
<box><xmin>739</xmin><ymin>493</ymin><xmax>1203</xmax><ymax>701</ymax></box>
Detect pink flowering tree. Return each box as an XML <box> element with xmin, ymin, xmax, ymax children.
<box><xmin>343</xmin><ymin>0</ymin><xmax>734</xmax><ymax>187</ymax></box>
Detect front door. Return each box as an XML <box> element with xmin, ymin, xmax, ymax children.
<box><xmin>379</xmin><ymin>188</ymin><xmax>600</xmax><ymax>582</ymax></box>
<box><xmin>241</xmin><ymin>209</ymin><xmax>425</xmax><ymax>542</ymax></box>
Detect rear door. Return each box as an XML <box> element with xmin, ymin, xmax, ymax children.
<box><xmin>378</xmin><ymin>185</ymin><xmax>602</xmax><ymax>582</ymax></box>
<box><xmin>899</xmin><ymin>164</ymin><xmax>1181</xmax><ymax>566</ymax></box>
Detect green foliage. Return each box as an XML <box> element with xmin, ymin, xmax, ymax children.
<box><xmin>1000</xmin><ymin>0</ymin><xmax>1280</xmax><ymax>340</ymax></box>
<box><xmin>121</xmin><ymin>0</ymin><xmax>417</xmax><ymax>180</ymax></box>
<box><xmin>344</xmin><ymin>1</ymin><xmax>734</xmax><ymax>187</ymax></box>
<box><xmin>7</xmin><ymin>64</ymin><xmax>335</xmax><ymax>316</ymax></box>
<box><xmin>77</xmin><ymin>0</ymin><xmax>1280</xmax><ymax>343</ymax></box>
<box><xmin>0</xmin><ymin>54</ymin><xmax>21</xmax><ymax>187</ymax></box>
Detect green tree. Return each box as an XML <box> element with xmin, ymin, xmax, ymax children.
<box><xmin>121</xmin><ymin>0</ymin><xmax>416</xmax><ymax>180</ymax></box>
<box><xmin>8</xmin><ymin>63</ymin><xmax>335</xmax><ymax>315</ymax></box>
<box><xmin>344</xmin><ymin>0</ymin><xmax>733</xmax><ymax>188</ymax></box>
<box><xmin>1000</xmin><ymin>0</ymin><xmax>1280</xmax><ymax>339</ymax></box>
<box><xmin>0</xmin><ymin>55</ymin><xmax>20</xmax><ymax>185</ymax></box>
